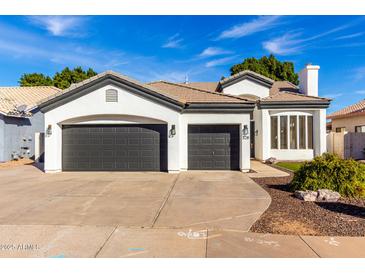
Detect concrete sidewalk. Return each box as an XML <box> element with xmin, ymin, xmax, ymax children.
<box><xmin>248</xmin><ymin>160</ymin><xmax>289</xmax><ymax>178</ymax></box>
<box><xmin>0</xmin><ymin>225</ymin><xmax>364</xmax><ymax>258</ymax></box>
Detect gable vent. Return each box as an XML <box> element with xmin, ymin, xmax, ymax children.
<box><xmin>105</xmin><ymin>89</ymin><xmax>118</xmax><ymax>102</ymax></box>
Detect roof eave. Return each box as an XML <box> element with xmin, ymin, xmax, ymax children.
<box><xmin>183</xmin><ymin>102</ymin><xmax>255</xmax><ymax>113</ymax></box>
<box><xmin>327</xmin><ymin>110</ymin><xmax>365</xmax><ymax>120</ymax></box>
<box><xmin>258</xmin><ymin>100</ymin><xmax>331</xmax><ymax>109</ymax></box>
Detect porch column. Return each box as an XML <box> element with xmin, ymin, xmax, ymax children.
<box><xmin>261</xmin><ymin>109</ymin><xmax>271</xmax><ymax>160</ymax></box>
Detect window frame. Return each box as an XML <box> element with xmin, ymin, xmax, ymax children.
<box><xmin>355</xmin><ymin>125</ymin><xmax>365</xmax><ymax>133</ymax></box>
<box><xmin>270</xmin><ymin>112</ymin><xmax>313</xmax><ymax>150</ymax></box>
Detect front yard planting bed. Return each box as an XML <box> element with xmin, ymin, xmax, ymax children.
<box><xmin>250</xmin><ymin>166</ymin><xmax>365</xmax><ymax>236</ymax></box>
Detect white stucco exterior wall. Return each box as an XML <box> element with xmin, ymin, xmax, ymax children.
<box><xmin>222</xmin><ymin>79</ymin><xmax>270</xmax><ymax>98</ymax></box>
<box><xmin>299</xmin><ymin>65</ymin><xmax>320</xmax><ymax>97</ymax></box>
<box><xmin>314</xmin><ymin>108</ymin><xmax>327</xmax><ymax>156</ymax></box>
<box><xmin>43</xmin><ymin>83</ymin><xmax>252</xmax><ymax>173</ymax></box>
<box><xmin>44</xmin><ymin>84</ymin><xmax>181</xmax><ymax>172</ymax></box>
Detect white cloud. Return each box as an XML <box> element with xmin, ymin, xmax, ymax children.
<box><xmin>198</xmin><ymin>47</ymin><xmax>233</xmax><ymax>58</ymax></box>
<box><xmin>262</xmin><ymin>23</ymin><xmax>355</xmax><ymax>56</ymax></box>
<box><xmin>355</xmin><ymin>90</ymin><xmax>365</xmax><ymax>94</ymax></box>
<box><xmin>217</xmin><ymin>16</ymin><xmax>281</xmax><ymax>40</ymax></box>
<box><xmin>322</xmin><ymin>93</ymin><xmax>344</xmax><ymax>98</ymax></box>
<box><xmin>0</xmin><ymin>22</ymin><xmax>127</xmax><ymax>70</ymax></box>
<box><xmin>262</xmin><ymin>33</ymin><xmax>304</xmax><ymax>55</ymax></box>
<box><xmin>354</xmin><ymin>67</ymin><xmax>365</xmax><ymax>80</ymax></box>
<box><xmin>335</xmin><ymin>32</ymin><xmax>364</xmax><ymax>40</ymax></box>
<box><xmin>150</xmin><ymin>71</ymin><xmax>188</xmax><ymax>82</ymax></box>
<box><xmin>28</xmin><ymin>16</ymin><xmax>87</xmax><ymax>37</ymax></box>
<box><xmin>162</xmin><ymin>33</ymin><xmax>184</xmax><ymax>49</ymax></box>
<box><xmin>205</xmin><ymin>56</ymin><xmax>237</xmax><ymax>68</ymax></box>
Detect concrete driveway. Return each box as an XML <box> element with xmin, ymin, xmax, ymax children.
<box><xmin>0</xmin><ymin>165</ymin><xmax>364</xmax><ymax>258</ymax></box>
<box><xmin>0</xmin><ymin>165</ymin><xmax>270</xmax><ymax>230</ymax></box>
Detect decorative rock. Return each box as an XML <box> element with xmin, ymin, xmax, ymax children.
<box><xmin>265</xmin><ymin>157</ymin><xmax>278</xmax><ymax>164</ymax></box>
<box><xmin>294</xmin><ymin>190</ymin><xmax>318</xmax><ymax>202</ymax></box>
<box><xmin>317</xmin><ymin>189</ymin><xmax>341</xmax><ymax>202</ymax></box>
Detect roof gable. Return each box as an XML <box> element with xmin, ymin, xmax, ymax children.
<box><xmin>39</xmin><ymin>71</ymin><xmax>255</xmax><ymax>114</ymax></box>
<box><xmin>218</xmin><ymin>70</ymin><xmax>275</xmax><ymax>91</ymax></box>
<box><xmin>39</xmin><ymin>71</ymin><xmax>185</xmax><ymax>113</ymax></box>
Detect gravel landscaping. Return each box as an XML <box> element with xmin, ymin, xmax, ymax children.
<box><xmin>250</xmin><ymin>166</ymin><xmax>365</xmax><ymax>236</ymax></box>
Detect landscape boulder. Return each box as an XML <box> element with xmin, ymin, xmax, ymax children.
<box><xmin>265</xmin><ymin>157</ymin><xmax>278</xmax><ymax>165</ymax></box>
<box><xmin>294</xmin><ymin>189</ymin><xmax>341</xmax><ymax>202</ymax></box>
<box><xmin>294</xmin><ymin>190</ymin><xmax>318</xmax><ymax>202</ymax></box>
<box><xmin>317</xmin><ymin>189</ymin><xmax>341</xmax><ymax>202</ymax></box>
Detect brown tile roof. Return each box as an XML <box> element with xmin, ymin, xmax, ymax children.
<box><xmin>327</xmin><ymin>99</ymin><xmax>365</xmax><ymax>119</ymax></box>
<box><xmin>0</xmin><ymin>86</ymin><xmax>61</xmax><ymax>117</ymax></box>
<box><xmin>179</xmin><ymin>82</ymin><xmax>219</xmax><ymax>92</ymax></box>
<box><xmin>269</xmin><ymin>81</ymin><xmax>299</xmax><ymax>95</ymax></box>
<box><xmin>148</xmin><ymin>81</ymin><xmax>251</xmax><ymax>104</ymax></box>
<box><xmin>260</xmin><ymin>91</ymin><xmax>330</xmax><ymax>103</ymax></box>
<box><xmin>38</xmin><ymin>71</ymin><xmax>252</xmax><ymax>110</ymax></box>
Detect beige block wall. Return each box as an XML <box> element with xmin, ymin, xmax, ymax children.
<box><xmin>331</xmin><ymin>115</ymin><xmax>365</xmax><ymax>132</ymax></box>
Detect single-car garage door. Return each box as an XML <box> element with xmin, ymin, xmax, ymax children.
<box><xmin>188</xmin><ymin>125</ymin><xmax>240</xmax><ymax>170</ymax></box>
<box><xmin>62</xmin><ymin>124</ymin><xmax>167</xmax><ymax>171</ymax></box>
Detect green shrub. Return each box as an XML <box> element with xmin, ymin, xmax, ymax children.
<box><xmin>290</xmin><ymin>153</ymin><xmax>365</xmax><ymax>198</ymax></box>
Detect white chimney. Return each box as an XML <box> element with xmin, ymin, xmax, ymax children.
<box><xmin>299</xmin><ymin>64</ymin><xmax>320</xmax><ymax>97</ymax></box>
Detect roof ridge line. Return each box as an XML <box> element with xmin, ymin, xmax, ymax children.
<box><xmin>155</xmin><ymin>80</ymin><xmax>251</xmax><ymax>102</ymax></box>
<box><xmin>282</xmin><ymin>91</ymin><xmax>330</xmax><ymax>100</ymax></box>
<box><xmin>219</xmin><ymin>70</ymin><xmax>275</xmax><ymax>85</ymax></box>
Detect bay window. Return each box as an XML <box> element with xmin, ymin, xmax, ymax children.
<box><xmin>271</xmin><ymin>116</ymin><xmax>278</xmax><ymax>149</ymax></box>
<box><xmin>299</xmin><ymin>116</ymin><xmax>306</xmax><ymax>149</ymax></box>
<box><xmin>271</xmin><ymin>114</ymin><xmax>313</xmax><ymax>150</ymax></box>
<box><xmin>289</xmin><ymin>116</ymin><xmax>297</xmax><ymax>149</ymax></box>
<box><xmin>280</xmin><ymin>116</ymin><xmax>288</xmax><ymax>149</ymax></box>
<box><xmin>307</xmin><ymin>116</ymin><xmax>313</xmax><ymax>149</ymax></box>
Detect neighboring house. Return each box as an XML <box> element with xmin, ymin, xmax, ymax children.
<box><xmin>327</xmin><ymin>99</ymin><xmax>365</xmax><ymax>133</ymax></box>
<box><xmin>0</xmin><ymin>86</ymin><xmax>60</xmax><ymax>162</ymax></box>
<box><xmin>38</xmin><ymin>64</ymin><xmax>330</xmax><ymax>173</ymax></box>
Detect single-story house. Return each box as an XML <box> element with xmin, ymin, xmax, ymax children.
<box><xmin>37</xmin><ymin>64</ymin><xmax>330</xmax><ymax>173</ymax></box>
<box><xmin>327</xmin><ymin>99</ymin><xmax>365</xmax><ymax>133</ymax></box>
<box><xmin>0</xmin><ymin>86</ymin><xmax>60</xmax><ymax>162</ymax></box>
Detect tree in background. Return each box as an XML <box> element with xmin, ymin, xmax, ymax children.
<box><xmin>19</xmin><ymin>73</ymin><xmax>53</xmax><ymax>87</ymax></box>
<box><xmin>229</xmin><ymin>54</ymin><xmax>299</xmax><ymax>85</ymax></box>
<box><xmin>53</xmin><ymin>67</ymin><xmax>97</xmax><ymax>89</ymax></box>
<box><xmin>19</xmin><ymin>67</ymin><xmax>97</xmax><ymax>89</ymax></box>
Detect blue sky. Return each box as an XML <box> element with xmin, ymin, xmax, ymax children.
<box><xmin>0</xmin><ymin>15</ymin><xmax>365</xmax><ymax>114</ymax></box>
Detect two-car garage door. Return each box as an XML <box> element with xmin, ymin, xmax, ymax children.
<box><xmin>62</xmin><ymin>124</ymin><xmax>167</xmax><ymax>171</ymax></box>
<box><xmin>61</xmin><ymin>124</ymin><xmax>240</xmax><ymax>171</ymax></box>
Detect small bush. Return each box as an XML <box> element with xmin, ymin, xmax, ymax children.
<box><xmin>290</xmin><ymin>153</ymin><xmax>365</xmax><ymax>198</ymax></box>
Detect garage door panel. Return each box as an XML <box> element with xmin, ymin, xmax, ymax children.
<box><xmin>62</xmin><ymin>124</ymin><xmax>167</xmax><ymax>171</ymax></box>
<box><xmin>188</xmin><ymin>125</ymin><xmax>239</xmax><ymax>170</ymax></box>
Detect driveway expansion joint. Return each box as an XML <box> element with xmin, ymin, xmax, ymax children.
<box><xmin>151</xmin><ymin>174</ymin><xmax>180</xmax><ymax>228</ymax></box>
<box><xmin>299</xmin><ymin>235</ymin><xmax>321</xmax><ymax>258</ymax></box>
<box><xmin>94</xmin><ymin>226</ymin><xmax>118</xmax><ymax>258</ymax></box>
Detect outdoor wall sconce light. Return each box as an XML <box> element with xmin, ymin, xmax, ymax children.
<box><xmin>170</xmin><ymin>124</ymin><xmax>176</xmax><ymax>137</ymax></box>
<box><xmin>242</xmin><ymin>125</ymin><xmax>249</xmax><ymax>139</ymax></box>
<box><xmin>46</xmin><ymin>125</ymin><xmax>52</xmax><ymax>136</ymax></box>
